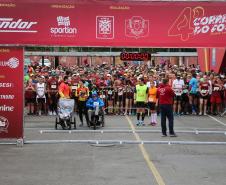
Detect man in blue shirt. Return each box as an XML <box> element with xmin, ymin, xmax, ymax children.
<box><xmin>86</xmin><ymin>92</ymin><xmax>105</xmax><ymax>125</ymax></box>
<box><xmin>189</xmin><ymin>73</ymin><xmax>198</xmax><ymax>114</ymax></box>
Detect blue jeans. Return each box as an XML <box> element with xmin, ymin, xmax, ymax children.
<box><xmin>160</xmin><ymin>104</ymin><xmax>175</xmax><ymax>135</ymax></box>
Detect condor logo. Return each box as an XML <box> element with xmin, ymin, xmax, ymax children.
<box><xmin>0</xmin><ymin>18</ymin><xmax>37</xmax><ymax>33</ymax></box>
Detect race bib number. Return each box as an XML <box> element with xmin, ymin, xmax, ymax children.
<box><xmin>71</xmin><ymin>86</ymin><xmax>77</xmax><ymax>90</ymax></box>
<box><xmin>100</xmin><ymin>95</ymin><xmax>106</xmax><ymax>99</ymax></box>
<box><xmin>138</xmin><ymin>92</ymin><xmax>145</xmax><ymax>97</ymax></box>
<box><xmin>37</xmin><ymin>92</ymin><xmax>45</xmax><ymax>98</ymax></box>
<box><xmin>118</xmin><ymin>91</ymin><xmax>123</xmax><ymax>96</ymax></box>
<box><xmin>201</xmin><ymin>90</ymin><xmax>207</xmax><ymax>94</ymax></box>
<box><xmin>94</xmin><ymin>102</ymin><xmax>99</xmax><ymax>107</ymax></box>
<box><xmin>214</xmin><ymin>87</ymin><xmax>219</xmax><ymax>91</ymax></box>
<box><xmin>51</xmin><ymin>85</ymin><xmax>57</xmax><ymax>89</ymax></box>
<box><xmin>149</xmin><ymin>97</ymin><xmax>154</xmax><ymax>102</ymax></box>
<box><xmin>175</xmin><ymin>89</ymin><xmax>182</xmax><ymax>96</ymax></box>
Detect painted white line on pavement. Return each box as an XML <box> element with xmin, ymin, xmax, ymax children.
<box><xmin>208</xmin><ymin>115</ymin><xmax>226</xmax><ymax>126</ymax></box>
<box><xmin>126</xmin><ymin>116</ymin><xmax>166</xmax><ymax>185</ymax></box>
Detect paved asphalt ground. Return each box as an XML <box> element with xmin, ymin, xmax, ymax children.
<box><xmin>1</xmin><ymin>114</ymin><xmax>226</xmax><ymax>185</ymax></box>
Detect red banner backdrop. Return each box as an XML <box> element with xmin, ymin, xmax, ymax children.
<box><xmin>0</xmin><ymin>47</ymin><xmax>23</xmax><ymax>139</ymax></box>
<box><xmin>0</xmin><ymin>1</ymin><xmax>225</xmax><ymax>47</ymax></box>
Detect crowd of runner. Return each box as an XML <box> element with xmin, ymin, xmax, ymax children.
<box><xmin>24</xmin><ymin>62</ymin><xmax>226</xmax><ymax>125</ymax></box>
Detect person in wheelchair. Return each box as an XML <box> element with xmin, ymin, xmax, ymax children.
<box><xmin>86</xmin><ymin>92</ymin><xmax>105</xmax><ymax>126</ymax></box>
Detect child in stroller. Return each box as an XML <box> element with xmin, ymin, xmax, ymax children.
<box><xmin>55</xmin><ymin>98</ymin><xmax>76</xmax><ymax>130</ymax></box>
<box><xmin>86</xmin><ymin>92</ymin><xmax>105</xmax><ymax>129</ymax></box>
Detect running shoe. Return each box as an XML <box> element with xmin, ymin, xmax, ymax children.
<box><xmin>136</xmin><ymin>120</ymin><xmax>142</xmax><ymax>126</ymax></box>
<box><xmin>140</xmin><ymin>121</ymin><xmax>145</xmax><ymax>126</ymax></box>
<box><xmin>169</xmin><ymin>133</ymin><xmax>178</xmax><ymax>137</ymax></box>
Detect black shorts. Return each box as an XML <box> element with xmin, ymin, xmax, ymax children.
<box><xmin>136</xmin><ymin>102</ymin><xmax>146</xmax><ymax>108</ymax></box>
<box><xmin>174</xmin><ymin>96</ymin><xmax>182</xmax><ymax>101</ymax></box>
<box><xmin>26</xmin><ymin>98</ymin><xmax>36</xmax><ymax>103</ymax></box>
<box><xmin>37</xmin><ymin>98</ymin><xmax>46</xmax><ymax>104</ymax></box>
<box><xmin>200</xmin><ymin>95</ymin><xmax>209</xmax><ymax>100</ymax></box>
<box><xmin>148</xmin><ymin>102</ymin><xmax>156</xmax><ymax>110</ymax></box>
<box><xmin>117</xmin><ymin>95</ymin><xmax>123</xmax><ymax>102</ymax></box>
<box><xmin>189</xmin><ymin>93</ymin><xmax>198</xmax><ymax>98</ymax></box>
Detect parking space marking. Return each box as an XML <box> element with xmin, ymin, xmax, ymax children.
<box><xmin>208</xmin><ymin>115</ymin><xmax>226</xmax><ymax>126</ymax></box>
<box><xmin>126</xmin><ymin>116</ymin><xmax>166</xmax><ymax>185</ymax></box>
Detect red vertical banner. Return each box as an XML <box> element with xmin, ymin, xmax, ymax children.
<box><xmin>0</xmin><ymin>47</ymin><xmax>23</xmax><ymax>139</ymax></box>
<box><xmin>198</xmin><ymin>48</ymin><xmax>226</xmax><ymax>73</ymax></box>
<box><xmin>197</xmin><ymin>48</ymin><xmax>210</xmax><ymax>73</ymax></box>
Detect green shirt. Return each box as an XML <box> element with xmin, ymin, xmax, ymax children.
<box><xmin>135</xmin><ymin>84</ymin><xmax>148</xmax><ymax>102</ymax></box>
<box><xmin>24</xmin><ymin>75</ymin><xmax>30</xmax><ymax>83</ymax></box>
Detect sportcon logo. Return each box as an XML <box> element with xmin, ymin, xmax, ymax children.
<box><xmin>0</xmin><ymin>18</ymin><xmax>38</xmax><ymax>33</ymax></box>
<box><xmin>50</xmin><ymin>16</ymin><xmax>77</xmax><ymax>36</ymax></box>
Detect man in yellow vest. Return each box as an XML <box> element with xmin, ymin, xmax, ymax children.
<box><xmin>134</xmin><ymin>78</ymin><xmax>148</xmax><ymax>126</ymax></box>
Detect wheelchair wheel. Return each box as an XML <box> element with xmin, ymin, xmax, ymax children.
<box><xmin>67</xmin><ymin>120</ymin><xmax>71</xmax><ymax>130</ymax></box>
<box><xmin>101</xmin><ymin>115</ymin><xmax>105</xmax><ymax>127</ymax></box>
<box><xmin>93</xmin><ymin>119</ymin><xmax>97</xmax><ymax>130</ymax></box>
<box><xmin>73</xmin><ymin>117</ymin><xmax>76</xmax><ymax>129</ymax></box>
<box><xmin>55</xmin><ymin>117</ymin><xmax>58</xmax><ymax>130</ymax></box>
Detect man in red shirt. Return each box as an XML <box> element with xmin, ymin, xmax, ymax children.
<box><xmin>157</xmin><ymin>78</ymin><xmax>177</xmax><ymax>137</ymax></box>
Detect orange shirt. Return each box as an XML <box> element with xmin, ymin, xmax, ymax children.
<box><xmin>59</xmin><ymin>82</ymin><xmax>71</xmax><ymax>98</ymax></box>
<box><xmin>76</xmin><ymin>87</ymin><xmax>89</xmax><ymax>101</ymax></box>
<box><xmin>148</xmin><ymin>87</ymin><xmax>157</xmax><ymax>103</ymax></box>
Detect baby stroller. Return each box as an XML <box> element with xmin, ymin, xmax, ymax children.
<box><xmin>55</xmin><ymin>98</ymin><xmax>76</xmax><ymax>130</ymax></box>
<box><xmin>89</xmin><ymin>103</ymin><xmax>105</xmax><ymax>130</ymax></box>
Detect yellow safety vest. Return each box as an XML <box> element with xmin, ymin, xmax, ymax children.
<box><xmin>135</xmin><ymin>85</ymin><xmax>148</xmax><ymax>102</ymax></box>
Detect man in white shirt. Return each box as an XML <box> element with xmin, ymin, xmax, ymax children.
<box><xmin>36</xmin><ymin>76</ymin><xmax>47</xmax><ymax>115</ymax></box>
<box><xmin>172</xmin><ymin>74</ymin><xmax>184</xmax><ymax>115</ymax></box>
